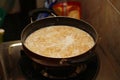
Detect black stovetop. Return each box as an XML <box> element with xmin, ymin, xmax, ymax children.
<box><xmin>0</xmin><ymin>41</ymin><xmax>100</xmax><ymax>80</ymax></box>
<box><xmin>19</xmin><ymin>50</ymin><xmax>99</xmax><ymax>80</ymax></box>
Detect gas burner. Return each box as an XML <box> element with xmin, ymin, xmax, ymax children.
<box><xmin>40</xmin><ymin>64</ymin><xmax>87</xmax><ymax>79</ymax></box>
<box><xmin>19</xmin><ymin>50</ymin><xmax>100</xmax><ymax>80</ymax></box>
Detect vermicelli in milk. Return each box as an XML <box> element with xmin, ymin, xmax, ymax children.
<box><xmin>24</xmin><ymin>25</ymin><xmax>95</xmax><ymax>58</ymax></box>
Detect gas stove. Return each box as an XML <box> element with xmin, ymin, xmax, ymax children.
<box><xmin>0</xmin><ymin>40</ymin><xmax>119</xmax><ymax>80</ymax></box>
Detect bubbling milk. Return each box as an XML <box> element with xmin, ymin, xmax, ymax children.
<box><xmin>24</xmin><ymin>25</ymin><xmax>95</xmax><ymax>58</ymax></box>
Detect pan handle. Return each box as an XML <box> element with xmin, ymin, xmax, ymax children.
<box><xmin>28</xmin><ymin>8</ymin><xmax>57</xmax><ymax>23</ymax></box>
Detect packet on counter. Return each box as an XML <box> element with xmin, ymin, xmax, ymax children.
<box><xmin>52</xmin><ymin>1</ymin><xmax>81</xmax><ymax>19</ymax></box>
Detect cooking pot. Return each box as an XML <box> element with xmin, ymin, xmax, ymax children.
<box><xmin>21</xmin><ymin>16</ymin><xmax>98</xmax><ymax>68</ymax></box>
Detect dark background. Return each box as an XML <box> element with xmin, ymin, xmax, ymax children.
<box><xmin>2</xmin><ymin>0</ymin><xmax>36</xmax><ymax>42</ymax></box>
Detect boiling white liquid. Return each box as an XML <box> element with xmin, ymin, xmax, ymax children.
<box><xmin>25</xmin><ymin>25</ymin><xmax>95</xmax><ymax>58</ymax></box>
